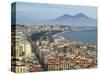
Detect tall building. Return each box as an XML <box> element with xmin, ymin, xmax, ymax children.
<box><xmin>12</xmin><ymin>29</ymin><xmax>32</xmax><ymax>58</ymax></box>
<box><xmin>11</xmin><ymin>25</ymin><xmax>32</xmax><ymax>73</ymax></box>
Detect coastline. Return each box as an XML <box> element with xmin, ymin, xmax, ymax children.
<box><xmin>53</xmin><ymin>30</ymin><xmax>97</xmax><ymax>46</ymax></box>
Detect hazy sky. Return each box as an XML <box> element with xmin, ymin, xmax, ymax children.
<box><xmin>15</xmin><ymin>2</ymin><xmax>97</xmax><ymax>24</ymax></box>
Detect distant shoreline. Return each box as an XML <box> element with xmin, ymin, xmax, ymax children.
<box><xmin>53</xmin><ymin>30</ymin><xmax>97</xmax><ymax>46</ymax></box>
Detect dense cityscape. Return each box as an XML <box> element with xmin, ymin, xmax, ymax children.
<box><xmin>11</xmin><ymin>24</ymin><xmax>97</xmax><ymax>73</ymax></box>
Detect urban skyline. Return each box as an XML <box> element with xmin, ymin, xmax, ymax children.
<box><xmin>11</xmin><ymin>2</ymin><xmax>97</xmax><ymax>73</ymax></box>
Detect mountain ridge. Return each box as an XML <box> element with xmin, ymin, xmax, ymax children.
<box><xmin>45</xmin><ymin>13</ymin><xmax>97</xmax><ymax>27</ymax></box>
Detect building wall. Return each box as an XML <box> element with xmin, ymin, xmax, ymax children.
<box><xmin>25</xmin><ymin>41</ymin><xmax>32</xmax><ymax>56</ymax></box>
<box><xmin>11</xmin><ymin>66</ymin><xmax>29</xmax><ymax>73</ymax></box>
